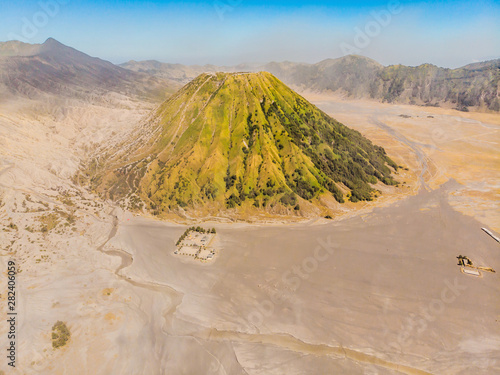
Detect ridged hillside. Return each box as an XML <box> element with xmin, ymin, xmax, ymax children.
<box><xmin>263</xmin><ymin>57</ymin><xmax>500</xmax><ymax>111</ymax></box>
<box><xmin>91</xmin><ymin>72</ymin><xmax>398</xmax><ymax>216</ymax></box>
<box><xmin>264</xmin><ymin>55</ymin><xmax>383</xmax><ymax>98</ymax></box>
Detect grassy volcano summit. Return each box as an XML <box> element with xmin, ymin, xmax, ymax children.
<box><xmin>92</xmin><ymin>72</ymin><xmax>398</xmax><ymax>216</ymax></box>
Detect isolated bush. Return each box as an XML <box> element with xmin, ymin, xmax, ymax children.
<box><xmin>52</xmin><ymin>321</ymin><xmax>70</xmax><ymax>349</ymax></box>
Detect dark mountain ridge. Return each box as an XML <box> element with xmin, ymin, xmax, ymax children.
<box><xmin>0</xmin><ymin>38</ymin><xmax>176</xmax><ymax>102</ymax></box>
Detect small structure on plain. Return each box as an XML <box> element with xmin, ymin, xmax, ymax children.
<box><xmin>174</xmin><ymin>226</ymin><xmax>217</xmax><ymax>262</ymax></box>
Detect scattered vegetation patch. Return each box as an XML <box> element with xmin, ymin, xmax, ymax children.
<box><xmin>37</xmin><ymin>213</ymin><xmax>59</xmax><ymax>232</ymax></box>
<box><xmin>51</xmin><ymin>321</ymin><xmax>70</xmax><ymax>349</ymax></box>
<box><xmin>57</xmin><ymin>192</ymin><xmax>75</xmax><ymax>206</ymax></box>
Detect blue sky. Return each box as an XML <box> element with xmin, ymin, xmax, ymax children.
<box><xmin>1</xmin><ymin>0</ymin><xmax>499</xmax><ymax>68</ymax></box>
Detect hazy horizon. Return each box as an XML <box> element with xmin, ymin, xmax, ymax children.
<box><xmin>1</xmin><ymin>0</ymin><xmax>499</xmax><ymax>69</ymax></box>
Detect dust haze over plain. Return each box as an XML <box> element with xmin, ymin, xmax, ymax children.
<box><xmin>1</xmin><ymin>0</ymin><xmax>499</xmax><ymax>68</ymax></box>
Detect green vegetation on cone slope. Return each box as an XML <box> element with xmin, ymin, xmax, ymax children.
<box><xmin>93</xmin><ymin>72</ymin><xmax>398</xmax><ymax>215</ymax></box>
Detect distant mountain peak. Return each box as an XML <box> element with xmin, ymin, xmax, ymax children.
<box><xmin>43</xmin><ymin>37</ymin><xmax>59</xmax><ymax>44</ymax></box>
<box><xmin>0</xmin><ymin>37</ymin><xmax>66</xmax><ymax>57</ymax></box>
<box><xmin>39</xmin><ymin>37</ymin><xmax>78</xmax><ymax>56</ymax></box>
<box><xmin>317</xmin><ymin>55</ymin><xmax>384</xmax><ymax>68</ymax></box>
